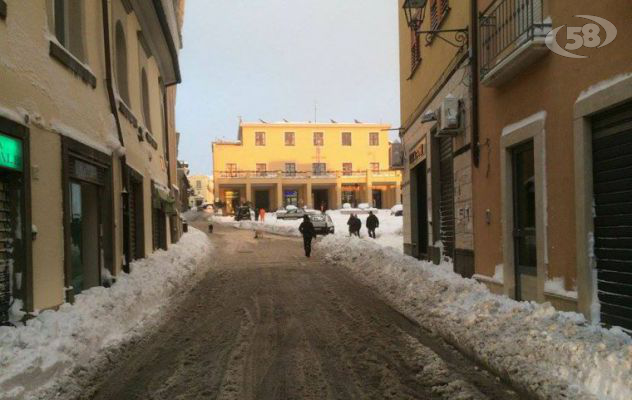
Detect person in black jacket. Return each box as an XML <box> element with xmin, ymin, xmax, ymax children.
<box><xmin>366</xmin><ymin>211</ymin><xmax>379</xmax><ymax>239</ymax></box>
<box><xmin>298</xmin><ymin>215</ymin><xmax>316</xmax><ymax>257</ymax></box>
<box><xmin>347</xmin><ymin>213</ymin><xmax>362</xmax><ymax>237</ymax></box>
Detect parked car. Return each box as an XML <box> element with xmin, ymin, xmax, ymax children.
<box><xmin>276</xmin><ymin>207</ymin><xmax>306</xmax><ymax>220</ymax></box>
<box><xmin>307</xmin><ymin>211</ymin><xmax>334</xmax><ymax>235</ymax></box>
<box><xmin>234</xmin><ymin>206</ymin><xmax>254</xmax><ymax>221</ymax></box>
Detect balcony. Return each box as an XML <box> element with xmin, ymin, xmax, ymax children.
<box><xmin>216</xmin><ymin>170</ymin><xmax>400</xmax><ymax>181</ymax></box>
<box><xmin>479</xmin><ymin>0</ymin><xmax>551</xmax><ymax>87</ymax></box>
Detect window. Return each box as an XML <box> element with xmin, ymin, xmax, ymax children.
<box><xmin>256</xmin><ymin>163</ymin><xmax>267</xmax><ymax>176</ymax></box>
<box><xmin>196</xmin><ymin>181</ymin><xmax>202</xmax><ymax>189</ymax></box>
<box><xmin>54</xmin><ymin>0</ymin><xmax>85</xmax><ymax>60</ymax></box>
<box><xmin>284</xmin><ymin>132</ymin><xmax>295</xmax><ymax>146</ymax></box>
<box><xmin>285</xmin><ymin>163</ymin><xmax>296</xmax><ymax>177</ymax></box>
<box><xmin>255</xmin><ymin>132</ymin><xmax>266</xmax><ymax>146</ymax></box>
<box><xmin>226</xmin><ymin>163</ymin><xmax>237</xmax><ymax>177</ymax></box>
<box><xmin>370</xmin><ymin>162</ymin><xmax>380</xmax><ymax>173</ymax></box>
<box><xmin>313</xmin><ymin>132</ymin><xmax>324</xmax><ymax>146</ymax></box>
<box><xmin>341</xmin><ymin>132</ymin><xmax>352</xmax><ymax>146</ymax></box>
<box><xmin>430</xmin><ymin>0</ymin><xmax>449</xmax><ymax>30</ymax></box>
<box><xmin>312</xmin><ymin>163</ymin><xmax>326</xmax><ymax>176</ymax></box>
<box><xmin>369</xmin><ymin>132</ymin><xmax>379</xmax><ymax>146</ymax></box>
<box><xmin>343</xmin><ymin>163</ymin><xmax>353</xmax><ymax>176</ymax></box>
<box><xmin>141</xmin><ymin>68</ymin><xmax>151</xmax><ymax>132</ymax></box>
<box><xmin>115</xmin><ymin>21</ymin><xmax>130</xmax><ymax>104</ymax></box>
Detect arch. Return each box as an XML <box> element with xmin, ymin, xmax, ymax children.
<box><xmin>115</xmin><ymin>21</ymin><xmax>129</xmax><ymax>104</ymax></box>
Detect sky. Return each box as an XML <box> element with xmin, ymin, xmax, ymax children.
<box><xmin>175</xmin><ymin>0</ymin><xmax>401</xmax><ymax>175</ymax></box>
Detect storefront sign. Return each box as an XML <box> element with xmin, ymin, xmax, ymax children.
<box><xmin>408</xmin><ymin>137</ymin><xmax>427</xmax><ymax>168</ymax></box>
<box><xmin>0</xmin><ymin>133</ymin><xmax>23</xmax><ymax>172</ymax></box>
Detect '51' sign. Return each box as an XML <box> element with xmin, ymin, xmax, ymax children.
<box><xmin>545</xmin><ymin>15</ymin><xmax>617</xmax><ymax>59</ymax></box>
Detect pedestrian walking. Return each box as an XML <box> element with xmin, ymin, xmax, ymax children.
<box><xmin>366</xmin><ymin>211</ymin><xmax>379</xmax><ymax>239</ymax></box>
<box><xmin>299</xmin><ymin>215</ymin><xmax>316</xmax><ymax>257</ymax></box>
<box><xmin>259</xmin><ymin>207</ymin><xmax>266</xmax><ymax>222</ymax></box>
<box><xmin>347</xmin><ymin>213</ymin><xmax>361</xmax><ymax>237</ymax></box>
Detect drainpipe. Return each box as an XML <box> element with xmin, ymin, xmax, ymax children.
<box><xmin>470</xmin><ymin>0</ymin><xmax>480</xmax><ymax>167</ymax></box>
<box><xmin>101</xmin><ymin>0</ymin><xmax>130</xmax><ymax>272</ymax></box>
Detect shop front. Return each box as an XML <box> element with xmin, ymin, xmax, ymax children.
<box><xmin>62</xmin><ymin>138</ymin><xmax>113</xmax><ymax>302</ymax></box>
<box><xmin>0</xmin><ymin>117</ymin><xmax>31</xmax><ymax>325</ymax></box>
<box><xmin>283</xmin><ymin>189</ymin><xmax>298</xmax><ymax>207</ymax></box>
<box><xmin>152</xmin><ymin>181</ymin><xmax>175</xmax><ymax>251</ymax></box>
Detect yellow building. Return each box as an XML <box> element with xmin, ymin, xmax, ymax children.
<box><xmin>213</xmin><ymin>122</ymin><xmax>402</xmax><ymax>213</ymax></box>
<box><xmin>0</xmin><ymin>0</ymin><xmax>184</xmax><ymax>318</ymax></box>
<box><xmin>189</xmin><ymin>175</ymin><xmax>214</xmax><ymax>206</ymax></box>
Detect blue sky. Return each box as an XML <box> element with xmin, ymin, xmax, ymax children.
<box><xmin>175</xmin><ymin>0</ymin><xmax>401</xmax><ymax>175</ymax></box>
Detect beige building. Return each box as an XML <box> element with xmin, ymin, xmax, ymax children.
<box><xmin>0</xmin><ymin>0</ymin><xmax>184</xmax><ymax>321</ymax></box>
<box><xmin>473</xmin><ymin>0</ymin><xmax>632</xmax><ymax>330</ymax></box>
<box><xmin>213</xmin><ymin>122</ymin><xmax>402</xmax><ymax>214</ymax></box>
<box><xmin>399</xmin><ymin>0</ymin><xmax>632</xmax><ymax>331</ymax></box>
<box><xmin>189</xmin><ymin>175</ymin><xmax>213</xmax><ymax>207</ymax></box>
<box><xmin>398</xmin><ymin>0</ymin><xmax>475</xmax><ymax>275</ymax></box>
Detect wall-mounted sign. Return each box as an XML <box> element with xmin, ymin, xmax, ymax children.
<box><xmin>408</xmin><ymin>137</ymin><xmax>427</xmax><ymax>169</ymax></box>
<box><xmin>0</xmin><ymin>133</ymin><xmax>23</xmax><ymax>172</ymax></box>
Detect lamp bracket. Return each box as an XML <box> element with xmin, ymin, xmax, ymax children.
<box><xmin>414</xmin><ymin>28</ymin><xmax>469</xmax><ymax>48</ymax></box>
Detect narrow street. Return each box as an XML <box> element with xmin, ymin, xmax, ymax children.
<box><xmin>80</xmin><ymin>224</ymin><xmax>521</xmax><ymax>400</ymax></box>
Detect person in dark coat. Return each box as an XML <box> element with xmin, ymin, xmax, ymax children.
<box><xmin>299</xmin><ymin>215</ymin><xmax>316</xmax><ymax>257</ymax></box>
<box><xmin>347</xmin><ymin>214</ymin><xmax>361</xmax><ymax>237</ymax></box>
<box><xmin>366</xmin><ymin>211</ymin><xmax>379</xmax><ymax>239</ymax></box>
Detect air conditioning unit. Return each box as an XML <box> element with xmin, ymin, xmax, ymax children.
<box><xmin>438</xmin><ymin>95</ymin><xmax>461</xmax><ymax>135</ymax></box>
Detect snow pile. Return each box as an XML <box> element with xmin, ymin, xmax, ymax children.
<box><xmin>317</xmin><ymin>236</ymin><xmax>632</xmax><ymax>400</ymax></box>
<box><xmin>212</xmin><ymin>210</ymin><xmax>404</xmax><ymax>252</ymax></box>
<box><xmin>0</xmin><ymin>229</ymin><xmax>212</xmax><ymax>400</ymax></box>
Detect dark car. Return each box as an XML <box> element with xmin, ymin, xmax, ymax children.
<box><xmin>234</xmin><ymin>206</ymin><xmax>254</xmax><ymax>221</ymax></box>
<box><xmin>308</xmin><ymin>212</ymin><xmax>335</xmax><ymax>235</ymax></box>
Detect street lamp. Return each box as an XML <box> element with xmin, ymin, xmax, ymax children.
<box><xmin>402</xmin><ymin>0</ymin><xmax>468</xmax><ymax>49</ymax></box>
<box><xmin>402</xmin><ymin>0</ymin><xmax>427</xmax><ymax>30</ymax></box>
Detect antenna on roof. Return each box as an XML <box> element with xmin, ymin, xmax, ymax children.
<box><xmin>259</xmin><ymin>118</ymin><xmax>267</xmax><ymax>123</ymax></box>
<box><xmin>354</xmin><ymin>119</ymin><xmax>362</xmax><ymax>123</ymax></box>
<box><xmin>314</xmin><ymin>101</ymin><xmax>317</xmax><ymax>123</ymax></box>
<box><xmin>283</xmin><ymin>118</ymin><xmax>288</xmax><ymax>122</ymax></box>
<box><xmin>330</xmin><ymin>118</ymin><xmax>337</xmax><ymax>123</ymax></box>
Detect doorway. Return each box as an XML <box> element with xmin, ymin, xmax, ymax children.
<box><xmin>313</xmin><ymin>189</ymin><xmax>328</xmax><ymax>211</ymax></box>
<box><xmin>254</xmin><ymin>189</ymin><xmax>270</xmax><ymax>211</ymax></box>
<box><xmin>412</xmin><ymin>160</ymin><xmax>428</xmax><ymax>259</ymax></box>
<box><xmin>128</xmin><ymin>174</ymin><xmax>144</xmax><ymax>263</ymax></box>
<box><xmin>591</xmin><ymin>101</ymin><xmax>632</xmax><ymax>330</ymax></box>
<box><xmin>438</xmin><ymin>136</ymin><xmax>455</xmax><ymax>260</ymax></box>
<box><xmin>69</xmin><ymin>180</ymin><xmax>102</xmax><ymax>294</ymax></box>
<box><xmin>512</xmin><ymin>141</ymin><xmax>537</xmax><ymax>301</ymax></box>
<box><xmin>372</xmin><ymin>190</ymin><xmax>383</xmax><ymax>209</ymax></box>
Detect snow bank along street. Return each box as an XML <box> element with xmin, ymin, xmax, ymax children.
<box><xmin>213</xmin><ymin>211</ymin><xmax>632</xmax><ymax>400</ymax></box>
<box><xmin>73</xmin><ymin>224</ymin><xmax>521</xmax><ymax>400</ymax></box>
<box><xmin>0</xmin><ymin>229</ymin><xmax>212</xmax><ymax>400</ymax></box>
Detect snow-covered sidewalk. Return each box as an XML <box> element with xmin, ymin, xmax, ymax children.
<box><xmin>0</xmin><ymin>228</ymin><xmax>213</xmax><ymax>400</ymax></box>
<box><xmin>318</xmin><ymin>236</ymin><xmax>632</xmax><ymax>400</ymax></box>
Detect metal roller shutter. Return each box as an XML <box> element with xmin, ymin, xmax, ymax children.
<box><xmin>439</xmin><ymin>136</ymin><xmax>455</xmax><ymax>259</ymax></box>
<box><xmin>0</xmin><ymin>177</ymin><xmax>13</xmax><ymax>323</ymax></box>
<box><xmin>592</xmin><ymin>101</ymin><xmax>632</xmax><ymax>331</ymax></box>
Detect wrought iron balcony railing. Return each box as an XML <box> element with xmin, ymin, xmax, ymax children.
<box><xmin>479</xmin><ymin>0</ymin><xmax>551</xmax><ymax>81</ymax></box>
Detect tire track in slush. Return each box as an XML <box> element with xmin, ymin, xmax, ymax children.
<box><xmin>81</xmin><ymin>224</ymin><xmax>522</xmax><ymax>400</ymax></box>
